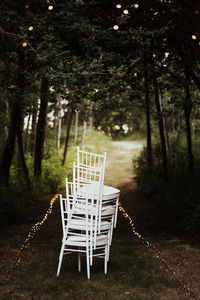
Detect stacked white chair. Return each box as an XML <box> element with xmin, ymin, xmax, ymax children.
<box><xmin>57</xmin><ymin>181</ymin><xmax>109</xmax><ymax>279</ymax></box>
<box><xmin>57</xmin><ymin>147</ymin><xmax>120</xmax><ymax>278</ymax></box>
<box><xmin>76</xmin><ymin>147</ymin><xmax>119</xmax><ymax>233</ymax></box>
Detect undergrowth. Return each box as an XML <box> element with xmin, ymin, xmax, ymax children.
<box><xmin>134</xmin><ymin>142</ymin><xmax>200</xmax><ymax>234</ymax></box>
<box><xmin>0</xmin><ymin>128</ymin><xmax>111</xmax><ymax>224</ymax></box>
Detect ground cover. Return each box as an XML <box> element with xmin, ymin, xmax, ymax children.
<box><xmin>0</xmin><ymin>138</ymin><xmax>200</xmax><ymax>300</ymax></box>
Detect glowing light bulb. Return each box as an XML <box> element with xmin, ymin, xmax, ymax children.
<box><xmin>134</xmin><ymin>4</ymin><xmax>139</xmax><ymax>9</ymax></box>
<box><xmin>192</xmin><ymin>35</ymin><xmax>197</xmax><ymax>40</ymax></box>
<box><xmin>123</xmin><ymin>9</ymin><xmax>129</xmax><ymax>14</ymax></box>
<box><xmin>48</xmin><ymin>5</ymin><xmax>54</xmax><ymax>10</ymax></box>
<box><xmin>22</xmin><ymin>42</ymin><xmax>27</xmax><ymax>47</ymax></box>
<box><xmin>25</xmin><ymin>4</ymin><xmax>30</xmax><ymax>9</ymax></box>
<box><xmin>194</xmin><ymin>10</ymin><xmax>199</xmax><ymax>15</ymax></box>
<box><xmin>28</xmin><ymin>26</ymin><xmax>34</xmax><ymax>31</ymax></box>
<box><xmin>113</xmin><ymin>25</ymin><xmax>119</xmax><ymax>30</ymax></box>
<box><xmin>116</xmin><ymin>4</ymin><xmax>121</xmax><ymax>8</ymax></box>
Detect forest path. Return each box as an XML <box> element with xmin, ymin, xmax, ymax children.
<box><xmin>104</xmin><ymin>140</ymin><xmax>144</xmax><ymax>188</ymax></box>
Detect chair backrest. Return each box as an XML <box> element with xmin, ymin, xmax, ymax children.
<box><xmin>61</xmin><ymin>180</ymin><xmax>98</xmax><ymax>235</ymax></box>
<box><xmin>73</xmin><ymin>163</ymin><xmax>103</xmax><ymax>199</ymax></box>
<box><xmin>77</xmin><ymin>147</ymin><xmax>106</xmax><ymax>192</ymax></box>
<box><xmin>77</xmin><ymin>146</ymin><xmax>106</xmax><ymax>180</ymax></box>
<box><xmin>75</xmin><ymin>147</ymin><xmax>107</xmax><ymax>234</ymax></box>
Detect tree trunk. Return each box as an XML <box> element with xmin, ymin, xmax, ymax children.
<box><xmin>0</xmin><ymin>49</ymin><xmax>30</xmax><ymax>185</ymax></box>
<box><xmin>158</xmin><ymin>87</ymin><xmax>169</xmax><ymax>153</ymax></box>
<box><xmin>74</xmin><ymin>110</ymin><xmax>79</xmax><ymax>144</ymax></box>
<box><xmin>184</xmin><ymin>68</ymin><xmax>193</xmax><ymax>172</ymax></box>
<box><xmin>153</xmin><ymin>72</ymin><xmax>169</xmax><ymax>182</ymax></box>
<box><xmin>56</xmin><ymin>116</ymin><xmax>62</xmax><ymax>150</ymax></box>
<box><xmin>4</xmin><ymin>99</ymin><xmax>9</xmax><ymax>138</ymax></box>
<box><xmin>34</xmin><ymin>76</ymin><xmax>49</xmax><ymax>178</ymax></box>
<box><xmin>89</xmin><ymin>101</ymin><xmax>93</xmax><ymax>131</ymax></box>
<box><xmin>55</xmin><ymin>96</ymin><xmax>62</xmax><ymax>150</ymax></box>
<box><xmin>171</xmin><ymin>106</ymin><xmax>176</xmax><ymax>134</ymax></box>
<box><xmin>4</xmin><ymin>61</ymin><xmax>11</xmax><ymax>139</ymax></box>
<box><xmin>24</xmin><ymin>113</ymin><xmax>31</xmax><ymax>152</ymax></box>
<box><xmin>81</xmin><ymin>120</ymin><xmax>87</xmax><ymax>150</ymax></box>
<box><xmin>30</xmin><ymin>103</ymin><xmax>38</xmax><ymax>156</ymax></box>
<box><xmin>192</xmin><ymin>116</ymin><xmax>195</xmax><ymax>139</ymax></box>
<box><xmin>0</xmin><ymin>104</ymin><xmax>17</xmax><ymax>185</ymax></box>
<box><xmin>144</xmin><ymin>56</ymin><xmax>152</xmax><ymax>166</ymax></box>
<box><xmin>62</xmin><ymin>111</ymin><xmax>74</xmax><ymax>166</ymax></box>
<box><xmin>16</xmin><ymin>113</ymin><xmax>30</xmax><ymax>184</ymax></box>
<box><xmin>175</xmin><ymin>109</ymin><xmax>184</xmax><ymax>145</ymax></box>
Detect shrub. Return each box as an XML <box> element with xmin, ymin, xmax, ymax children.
<box><xmin>134</xmin><ymin>143</ymin><xmax>200</xmax><ymax>233</ymax></box>
<box><xmin>1</xmin><ymin>128</ymin><xmax>111</xmax><ymax>224</ymax></box>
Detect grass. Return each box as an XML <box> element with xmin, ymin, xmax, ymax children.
<box><xmin>0</xmin><ymin>199</ymin><xmax>179</xmax><ymax>300</ymax></box>
<box><xmin>0</xmin><ymin>131</ymin><xmax>199</xmax><ymax>299</ymax></box>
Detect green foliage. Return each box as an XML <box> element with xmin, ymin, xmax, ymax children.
<box><xmin>84</xmin><ymin>129</ymin><xmax>112</xmax><ymax>154</ymax></box>
<box><xmin>0</xmin><ymin>128</ymin><xmax>111</xmax><ymax>224</ymax></box>
<box><xmin>134</xmin><ymin>142</ymin><xmax>200</xmax><ymax>233</ymax></box>
<box><xmin>24</xmin><ymin>152</ymin><xmax>67</xmax><ymax>195</ymax></box>
<box><xmin>42</xmin><ymin>157</ymin><xmax>67</xmax><ymax>194</ymax></box>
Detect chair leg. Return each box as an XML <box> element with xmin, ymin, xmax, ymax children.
<box><xmin>57</xmin><ymin>243</ymin><xmax>65</xmax><ymax>277</ymax></box>
<box><xmin>89</xmin><ymin>236</ymin><xmax>93</xmax><ymax>266</ymax></box>
<box><xmin>114</xmin><ymin>197</ymin><xmax>119</xmax><ymax>228</ymax></box>
<box><xmin>107</xmin><ymin>238</ymin><xmax>111</xmax><ymax>262</ymax></box>
<box><xmin>90</xmin><ymin>250</ymin><xmax>93</xmax><ymax>266</ymax></box>
<box><xmin>104</xmin><ymin>245</ymin><xmax>108</xmax><ymax>274</ymax></box>
<box><xmin>86</xmin><ymin>247</ymin><xmax>90</xmax><ymax>279</ymax></box>
<box><xmin>78</xmin><ymin>252</ymin><xmax>81</xmax><ymax>272</ymax></box>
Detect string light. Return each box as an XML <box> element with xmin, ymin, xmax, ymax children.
<box><xmin>123</xmin><ymin>9</ymin><xmax>129</xmax><ymax>15</ymax></box>
<box><xmin>25</xmin><ymin>4</ymin><xmax>30</xmax><ymax>9</ymax></box>
<box><xmin>3</xmin><ymin>194</ymin><xmax>59</xmax><ymax>281</ymax></box>
<box><xmin>192</xmin><ymin>35</ymin><xmax>197</xmax><ymax>40</ymax></box>
<box><xmin>194</xmin><ymin>10</ymin><xmax>199</xmax><ymax>15</ymax></box>
<box><xmin>113</xmin><ymin>25</ymin><xmax>119</xmax><ymax>30</ymax></box>
<box><xmin>48</xmin><ymin>5</ymin><xmax>54</xmax><ymax>10</ymax></box>
<box><xmin>134</xmin><ymin>4</ymin><xmax>139</xmax><ymax>9</ymax></box>
<box><xmin>116</xmin><ymin>4</ymin><xmax>122</xmax><ymax>9</ymax></box>
<box><xmin>1</xmin><ymin>191</ymin><xmax>198</xmax><ymax>300</ymax></box>
<box><xmin>28</xmin><ymin>26</ymin><xmax>34</xmax><ymax>31</ymax></box>
<box><xmin>118</xmin><ymin>202</ymin><xmax>199</xmax><ymax>300</ymax></box>
<box><xmin>22</xmin><ymin>42</ymin><xmax>27</xmax><ymax>47</ymax></box>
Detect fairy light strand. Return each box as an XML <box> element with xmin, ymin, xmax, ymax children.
<box><xmin>2</xmin><ymin>193</ymin><xmax>199</xmax><ymax>300</ymax></box>
<box><xmin>118</xmin><ymin>202</ymin><xmax>199</xmax><ymax>300</ymax></box>
<box><xmin>3</xmin><ymin>194</ymin><xmax>59</xmax><ymax>281</ymax></box>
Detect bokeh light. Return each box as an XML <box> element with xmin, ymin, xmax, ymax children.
<box><xmin>113</xmin><ymin>25</ymin><xmax>119</xmax><ymax>30</ymax></box>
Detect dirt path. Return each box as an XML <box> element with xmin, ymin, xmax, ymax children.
<box><xmin>104</xmin><ymin>140</ymin><xmax>144</xmax><ymax>188</ymax></box>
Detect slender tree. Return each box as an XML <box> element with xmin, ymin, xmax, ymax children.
<box><xmin>74</xmin><ymin>110</ymin><xmax>79</xmax><ymax>144</ymax></box>
<box><xmin>62</xmin><ymin>111</ymin><xmax>74</xmax><ymax>166</ymax></box>
<box><xmin>30</xmin><ymin>103</ymin><xmax>38</xmax><ymax>156</ymax></box>
<box><xmin>144</xmin><ymin>54</ymin><xmax>152</xmax><ymax>166</ymax></box>
<box><xmin>153</xmin><ymin>70</ymin><xmax>169</xmax><ymax>182</ymax></box>
<box><xmin>183</xmin><ymin>66</ymin><xmax>193</xmax><ymax>172</ymax></box>
<box><xmin>34</xmin><ymin>76</ymin><xmax>49</xmax><ymax>178</ymax></box>
<box><xmin>0</xmin><ymin>48</ymin><xmax>30</xmax><ymax>185</ymax></box>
